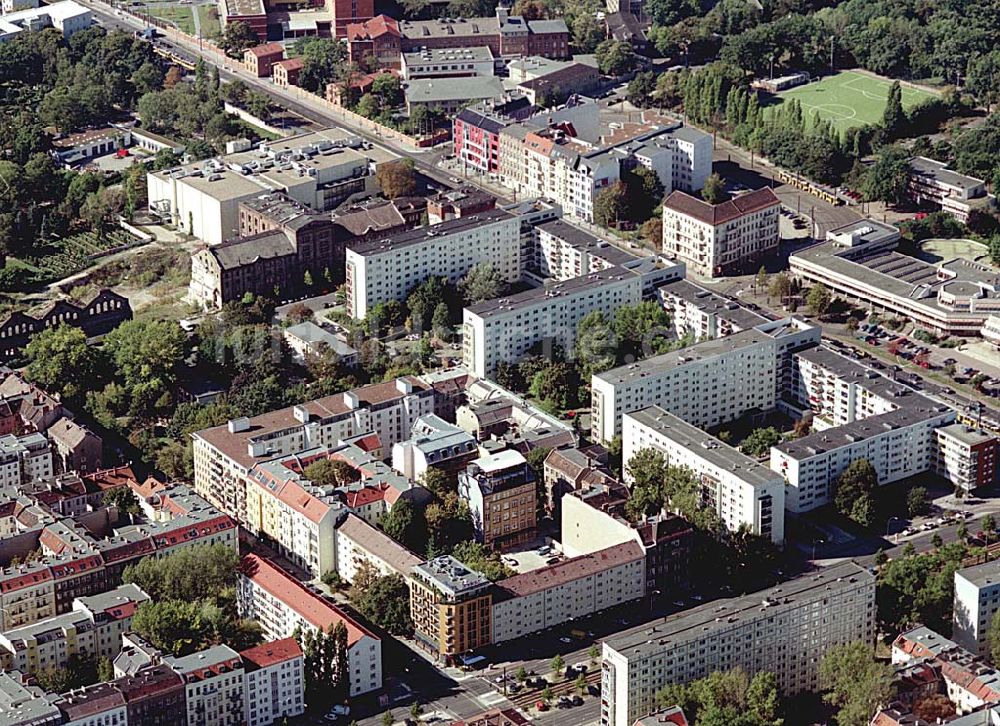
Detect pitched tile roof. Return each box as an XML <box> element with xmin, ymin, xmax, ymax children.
<box><xmin>240</xmin><ymin>637</ymin><xmax>302</xmax><ymax>670</ymax></box>
<box><xmin>663</xmin><ymin>187</ymin><xmax>779</xmax><ymax>226</ymax></box>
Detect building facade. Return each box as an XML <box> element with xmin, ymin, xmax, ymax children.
<box><xmin>458</xmin><ymin>450</ymin><xmax>537</xmax><ymax>550</ymax></box>
<box><xmin>410</xmin><ymin>556</ymin><xmax>492</xmax><ymax>665</ymax></box>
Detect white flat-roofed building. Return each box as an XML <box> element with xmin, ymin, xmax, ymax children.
<box><xmin>463</xmin><ymin>266</ymin><xmax>643</xmax><ymax>378</ymax></box>
<box><xmin>401</xmin><ymin>46</ymin><xmax>495</xmax><ymax>79</ymax></box>
<box><xmin>791</xmin><ymin>218</ymin><xmax>1000</xmax><ymax>338</ymax></box>
<box><xmin>237</xmin><ymin>554</ymin><xmax>382</xmax><ymax>696</ymax></box>
<box><xmin>622</xmin><ymin>407</ymin><xmax>785</xmax><ymax>544</ymax></box>
<box><xmin>600</xmin><ymin>561</ymin><xmax>876</xmax><ymax>726</ymax></box>
<box><xmin>770</xmin><ymin>397</ymin><xmax>955</xmax><ymax>514</ymax></box>
<box><xmin>661</xmin><ymin>187</ymin><xmax>780</xmax><ymax>278</ymax></box>
<box><xmin>345</xmin><ymin>208</ymin><xmax>520</xmax><ymax>319</ymax></box>
<box><xmin>954</xmin><ymin>560</ymin><xmax>1000</xmax><ymax>657</ymax></box>
<box><xmin>147</xmin><ymin>129</ymin><xmax>379</xmax><ymax>245</ymax></box>
<box><xmin>404</xmin><ymin>76</ymin><xmax>506</xmax><ymax>114</ymax></box>
<box><xmin>0</xmin><ymin>433</ymin><xmax>52</xmax><ymax>488</ymax></box>
<box><xmin>657</xmin><ymin>279</ymin><xmax>768</xmax><ymax>341</ymax></box>
<box><xmin>935</xmin><ymin>423</ymin><xmax>998</xmax><ymax>493</ymax></box>
<box><xmin>491</xmin><ymin>541</ymin><xmax>645</xmax><ymax>644</ymax></box>
<box><xmin>1</xmin><ymin>0</ymin><xmax>39</xmax><ymax>13</ymax></box>
<box><xmin>391</xmin><ymin>414</ymin><xmax>478</xmax><ymax>480</ymax></box>
<box><xmin>0</xmin><ymin>0</ymin><xmax>90</xmax><ymax>42</ymax></box>
<box><xmin>908</xmin><ymin>156</ymin><xmax>994</xmax><ymax>223</ymax></box>
<box><xmin>240</xmin><ymin>638</ymin><xmax>305</xmax><ymax>726</ymax></box>
<box><xmin>590</xmin><ymin>328</ymin><xmax>778</xmax><ymax>443</ymax></box>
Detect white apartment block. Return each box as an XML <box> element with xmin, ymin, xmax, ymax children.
<box><xmin>463</xmin><ymin>266</ymin><xmax>643</xmax><ymax>378</ymax></box>
<box><xmin>601</xmin><ymin>562</ymin><xmax>876</xmax><ymax>726</ymax></box>
<box><xmin>0</xmin><ymin>585</ymin><xmax>148</xmax><ymax>674</ymax></box>
<box><xmin>240</xmin><ymin>638</ymin><xmax>305</xmax><ymax>726</ymax></box>
<box><xmin>1</xmin><ymin>0</ymin><xmax>39</xmax><ymax>12</ymax></box>
<box><xmin>491</xmin><ymin>541</ymin><xmax>646</xmax><ymax>644</ymax></box>
<box><xmin>954</xmin><ymin>560</ymin><xmax>1000</xmax><ymax>657</ymax></box>
<box><xmin>661</xmin><ymin>188</ymin><xmax>780</xmax><ymax>278</ymax></box>
<box><xmin>345</xmin><ymin>209</ymin><xmax>520</xmax><ymax>319</ymax></box>
<box><xmin>935</xmin><ymin>423</ymin><xmax>998</xmax><ymax>493</ymax></box>
<box><xmin>237</xmin><ymin>554</ymin><xmax>382</xmax><ymax>697</ymax></box>
<box><xmin>657</xmin><ymin>279</ymin><xmax>768</xmax><ymax>341</ymax></box>
<box><xmin>166</xmin><ymin>646</ymin><xmax>246</xmax><ymax>726</ymax></box>
<box><xmin>622</xmin><ymin>407</ymin><xmax>785</xmax><ymax>544</ymax></box>
<box><xmin>770</xmin><ymin>399</ymin><xmax>955</xmax><ymax>514</ymax></box>
<box><xmin>334</xmin><ymin>513</ymin><xmax>424</xmax><ymax>584</ymax></box>
<box><xmin>591</xmin><ymin>328</ymin><xmax>778</xmax><ymax>443</ymax></box>
<box><xmin>0</xmin><ymin>433</ymin><xmax>52</xmax><ymax>488</ymax></box>
<box><xmin>191</xmin><ymin>376</ymin><xmax>435</xmax><ymax>521</ymax></box>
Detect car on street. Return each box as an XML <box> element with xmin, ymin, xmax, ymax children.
<box><xmin>559</xmin><ymin>636</ymin><xmax>573</xmax><ymax>644</ymax></box>
<box><xmin>572</xmin><ymin>695</ymin><xmax>584</xmax><ymax>706</ymax></box>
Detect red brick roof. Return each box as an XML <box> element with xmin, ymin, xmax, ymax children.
<box><xmin>344</xmin><ymin>483</ymin><xmax>390</xmax><ymax>508</ymax></box>
<box><xmin>246</xmin><ymin>42</ymin><xmax>284</xmax><ymax>58</ymax></box>
<box><xmin>241</xmin><ymin>554</ymin><xmax>376</xmax><ymax>647</ymax></box>
<box><xmin>663</xmin><ymin>187</ymin><xmax>779</xmax><ymax>226</ymax></box>
<box><xmin>498</xmin><ymin>541</ymin><xmax>644</xmax><ymax>597</ymax></box>
<box><xmin>346</xmin><ymin>14</ymin><xmax>399</xmax><ymax>41</ymax></box>
<box><xmin>240</xmin><ymin>637</ymin><xmax>302</xmax><ymax>670</ymax></box>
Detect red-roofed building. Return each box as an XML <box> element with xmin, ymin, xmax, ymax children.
<box><xmin>237</xmin><ymin>554</ymin><xmax>382</xmax><ymax>696</ymax></box>
<box><xmin>346</xmin><ymin>14</ymin><xmax>400</xmax><ymax>68</ymax></box>
<box><xmin>240</xmin><ymin>638</ymin><xmax>305</xmax><ymax>726</ymax></box>
<box><xmin>661</xmin><ymin>188</ymin><xmax>780</xmax><ymax>278</ymax></box>
<box><xmin>164</xmin><ymin>645</ymin><xmax>246</xmax><ymax>726</ymax></box>
<box><xmin>633</xmin><ymin>706</ymin><xmax>689</xmax><ymax>726</ymax></box>
<box><xmin>114</xmin><ymin>664</ymin><xmax>187</xmax><ymax>726</ymax></box>
<box><xmin>273</xmin><ymin>58</ymin><xmax>304</xmax><ymax>88</ymax></box>
<box><xmin>244</xmin><ymin>43</ymin><xmax>285</xmax><ymax>77</ymax></box>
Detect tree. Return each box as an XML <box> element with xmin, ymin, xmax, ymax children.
<box><xmin>551</xmin><ymin>654</ymin><xmax>565</xmax><ymax>676</ymax></box>
<box><xmin>123</xmin><ymin>543</ymin><xmax>238</xmax><ymax>604</ymax></box>
<box><xmin>103</xmin><ymin>319</ymin><xmax>187</xmax><ymax>391</ymax></box>
<box><xmin>613</xmin><ymin>302</ymin><xmax>673</xmax><ymax>361</ymax></box>
<box><xmin>833</xmin><ymin>459</ymin><xmax>879</xmax><ymax>528</ymax></box>
<box><xmin>295</xmin><ymin>37</ymin><xmax>348</xmax><ymax>93</ymax></box>
<box><xmin>985</xmin><ymin>514</ymin><xmax>997</xmax><ymax>545</ymax></box>
<box><xmin>906</xmin><ymin>486</ymin><xmax>929</xmax><ymax>517</ymax></box>
<box><xmin>409</xmin><ymin>703</ymin><xmax>423</xmax><ymax>720</ymax></box>
<box><xmin>452</xmin><ymin>541</ymin><xmax>511</xmax><ymax>582</ymax></box>
<box><xmin>594</xmin><ymin>181</ymin><xmax>629</xmax><ymax>228</ymax></box>
<box><xmin>382</xmin><ymin>713</ymin><xmax>394</xmax><ymax>726</ymax></box>
<box><xmin>304</xmin><ymin>458</ymin><xmax>359</xmax><ymax>487</ymax></box>
<box><xmin>589</xmin><ymin>644</ymin><xmax>600</xmax><ymax>665</ymax></box>
<box><xmin>221</xmin><ymin>21</ymin><xmax>257</xmax><ymax>58</ymax></box>
<box><xmin>912</xmin><ymin>695</ymin><xmax>955</xmax><ymax>723</ymax></box>
<box><xmin>754</xmin><ymin>266</ymin><xmax>768</xmax><ymax>294</ymax></box>
<box><xmin>882</xmin><ymin>81</ymin><xmax>904</xmax><ymax>138</ymax></box>
<box><xmin>806</xmin><ymin>283</ymin><xmax>832</xmax><ymax>316</ymax></box>
<box><xmin>819</xmin><ymin>642</ymin><xmax>892</xmax><ymax>726</ymax></box>
<box><xmin>739</xmin><ymin>427</ymin><xmax>782</xmax><ymax>457</ymax></box>
<box><xmin>352</xmin><ymin>573</ymin><xmax>413</xmax><ymax>635</ymax></box>
<box><xmin>595</xmin><ymin>39</ymin><xmax>634</xmax><ymax>76</ymax></box>
<box><xmin>23</xmin><ymin>324</ymin><xmax>98</xmax><ymax>401</ymax></box>
<box><xmin>641</xmin><ymin>217</ymin><xmax>663</xmax><ymax>247</ymax></box>
<box><xmin>575</xmin><ymin>311</ymin><xmax>617</xmax><ymax>377</ymax></box>
<box><xmin>375</xmin><ymin>159</ymin><xmax>416</xmax><ymax>199</ymax></box>
<box><xmin>575</xmin><ymin>672</ymin><xmax>588</xmax><ymax>695</ymax></box>
<box><xmin>701</xmin><ymin>173</ymin><xmax>726</xmax><ymax>203</ymax></box>
<box><xmin>379</xmin><ymin>498</ymin><xmax>426</xmax><ymax>553</ymax></box>
<box><xmin>541</xmin><ymin>685</ymin><xmax>554</xmax><ymax>703</ymax></box>
<box><xmin>104</xmin><ymin>486</ymin><xmax>141</xmax><ymax>515</ymax></box>
<box><xmin>460</xmin><ymin>264</ymin><xmax>503</xmax><ymax>303</ymax></box>
<box><xmin>768</xmin><ymin>272</ymin><xmax>792</xmax><ymax>304</ymax></box>
<box><xmin>298</xmin><ymin>621</ymin><xmax>350</xmax><ymax>709</ymax></box>
<box><xmin>571</xmin><ymin>14</ymin><xmax>604</xmax><ymax>53</ymax></box>
<box><xmin>862</xmin><ymin>145</ymin><xmax>911</xmax><ymax>205</ymax></box>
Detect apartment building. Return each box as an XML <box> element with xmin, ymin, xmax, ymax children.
<box><xmin>397</xmin><ymin>9</ymin><xmax>569</xmax><ymax>59</ymax></box>
<box><xmin>0</xmin><ymin>584</ymin><xmax>148</xmax><ymax>674</ymax></box>
<box><xmin>52</xmin><ymin>682</ymin><xmax>128</xmax><ymax>726</ymax></box>
<box><xmin>791</xmin><ymin>219</ymin><xmax>1000</xmax><ymax>338</ymax></box>
<box><xmin>345</xmin><ymin>208</ymin><xmax>520</xmax><ymax>318</ymax></box>
<box><xmin>237</xmin><ymin>554</ymin><xmax>382</xmax><ymax>696</ymax></box>
<box><xmin>492</xmin><ymin>541</ymin><xmax>645</xmax><ymax>643</ymax></box>
<box><xmin>391</xmin><ymin>414</ymin><xmax>479</xmax><ymax>481</ymax></box>
<box><xmin>0</xmin><ymin>432</ymin><xmax>53</xmax><ymax>488</ymax></box>
<box><xmin>333</xmin><ymin>513</ymin><xmax>424</xmax><ymax>584</ymax></box>
<box><xmin>345</xmin><ymin>15</ymin><xmax>401</xmax><ymax>68</ymax></box>
<box><xmin>165</xmin><ymin>645</ymin><xmax>246</xmax><ymax>726</ymax></box>
<box><xmin>907</xmin><ymin>157</ymin><xmax>994</xmax><ymax>223</ymax></box>
<box><xmin>935</xmin><ymin>424</ymin><xmax>998</xmax><ymax>493</ymax></box>
<box><xmin>191</xmin><ymin>376</ymin><xmax>435</xmax><ymax>520</ymax></box>
<box><xmin>240</xmin><ymin>638</ymin><xmax>305</xmax><ymax>726</ymax></box>
<box><xmin>657</xmin><ymin>279</ymin><xmax>768</xmax><ymax>341</ymax></box>
<box><xmin>661</xmin><ymin>188</ymin><xmax>780</xmax><ymax>278</ymax></box>
<box><xmin>893</xmin><ymin>626</ymin><xmax>1000</xmax><ymax>715</ymax></box>
<box><xmin>147</xmin><ymin>129</ymin><xmax>379</xmax><ymax>245</ymax></box>
<box><xmin>458</xmin><ymin>450</ymin><xmax>537</xmax><ymax>550</ymax></box>
<box><xmin>410</xmin><ymin>556</ymin><xmax>492</xmax><ymax>665</ymax></box>
<box><xmin>114</xmin><ymin>664</ymin><xmax>187</xmax><ymax>726</ymax></box>
<box><xmin>244</xmin><ymin>43</ymin><xmax>284</xmax><ymax>77</ymax></box>
<box><xmin>771</xmin><ymin>399</ymin><xmax>955</xmax><ymax>514</ymax></box>
<box><xmin>601</xmin><ymin>562</ymin><xmax>876</xmax><ymax>726</ymax></box>
<box><xmin>622</xmin><ymin>407</ymin><xmax>785</xmax><ymax>544</ymax></box>
<box><xmin>954</xmin><ymin>560</ymin><xmax>1000</xmax><ymax>657</ymax></box>
<box><xmin>0</xmin><ymin>671</ymin><xmax>62</xmax><ymax>726</ymax></box>
<box><xmin>462</xmin><ymin>267</ymin><xmax>643</xmax><ymax>378</ymax></box>
<box><xmin>560</xmin><ymin>489</ymin><xmax>692</xmax><ymax>594</ymax></box>
<box><xmin>591</xmin><ymin>328</ymin><xmax>779</xmax><ymax>442</ymax></box>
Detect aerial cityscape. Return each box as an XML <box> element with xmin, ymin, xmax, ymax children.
<box><xmin>3</xmin><ymin>0</ymin><xmax>1000</xmax><ymax>724</ymax></box>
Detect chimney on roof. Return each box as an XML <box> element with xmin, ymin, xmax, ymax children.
<box><xmin>396</xmin><ymin>378</ymin><xmax>413</xmax><ymax>395</ymax></box>
<box><xmin>343</xmin><ymin>391</ymin><xmax>360</xmax><ymax>410</ymax></box>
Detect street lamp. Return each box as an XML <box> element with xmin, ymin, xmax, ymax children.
<box><xmin>886</xmin><ymin>516</ymin><xmax>902</xmax><ymax>543</ymax></box>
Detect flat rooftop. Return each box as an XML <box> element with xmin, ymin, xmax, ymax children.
<box><xmin>937</xmin><ymin>422</ymin><xmax>997</xmax><ymax>447</ymax></box>
<box><xmin>594</xmin><ymin>328</ymin><xmax>774</xmax><ymax>387</ymax></box>
<box><xmin>222</xmin><ymin>0</ymin><xmax>265</xmax><ymax>16</ymax></box>
<box><xmin>404</xmin><ymin>76</ymin><xmax>504</xmax><ymax>104</ymax></box>
<box><xmin>910</xmin><ymin>156</ymin><xmax>985</xmax><ymax>192</ymax></box>
<box><xmin>412</xmin><ymin>555</ymin><xmax>490</xmax><ymax>598</ymax></box>
<box><xmin>536</xmin><ymin>219</ymin><xmax>639</xmax><ymax>267</ymax></box>
<box><xmin>348</xmin><ymin>208</ymin><xmax>513</xmax><ymax>256</ymax></box>
<box><xmin>403</xmin><ymin>46</ymin><xmax>494</xmax><ymax>64</ymax></box>
<box><xmin>466</xmin><ymin>266</ymin><xmax>638</xmax><ymax>318</ymax></box>
<box><xmin>658</xmin><ymin>279</ymin><xmax>768</xmax><ymax>331</ymax></box>
<box><xmin>796</xmin><ymin>346</ymin><xmax>913</xmax><ymax>402</ymax></box>
<box><xmin>625</xmin><ymin>406</ymin><xmax>781</xmax><ymax>489</ymax></box>
<box><xmin>604</xmin><ymin>561</ymin><xmax>873</xmax><ymax>661</ymax></box>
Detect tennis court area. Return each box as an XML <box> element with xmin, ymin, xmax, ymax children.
<box><xmin>774</xmin><ymin>70</ymin><xmax>938</xmax><ymax>134</ymax></box>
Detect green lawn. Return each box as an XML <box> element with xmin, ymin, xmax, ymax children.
<box><xmin>918</xmin><ymin>237</ymin><xmax>990</xmax><ymax>265</ymax></box>
<box><xmin>772</xmin><ymin>70</ymin><xmax>938</xmax><ymax>134</ymax></box>
<box><xmin>196</xmin><ymin>4</ymin><xmax>220</xmax><ymax>38</ymax></box>
<box><xmin>147</xmin><ymin>4</ymin><xmax>195</xmax><ymax>34</ymax></box>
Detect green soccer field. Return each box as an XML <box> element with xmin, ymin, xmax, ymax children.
<box><xmin>773</xmin><ymin>70</ymin><xmax>939</xmax><ymax>134</ymax></box>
